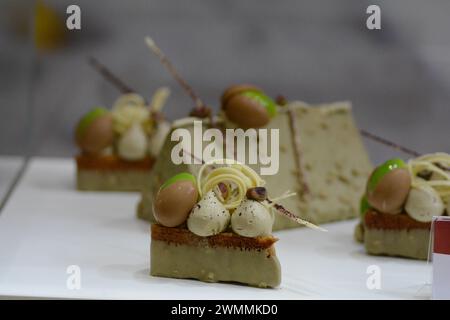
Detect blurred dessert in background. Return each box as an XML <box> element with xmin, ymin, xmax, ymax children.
<box><xmin>75</xmin><ymin>87</ymin><xmax>171</xmax><ymax>191</ymax></box>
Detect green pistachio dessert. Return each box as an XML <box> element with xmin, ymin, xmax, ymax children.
<box><xmin>139</xmin><ymin>87</ymin><xmax>373</xmax><ymax>229</ymax></box>
<box><xmin>75</xmin><ymin>88</ymin><xmax>171</xmax><ymax>191</ymax></box>
<box><xmin>140</xmin><ymin>37</ymin><xmax>372</xmax><ymax>229</ymax></box>
<box><xmin>355</xmin><ymin>153</ymin><xmax>450</xmax><ymax>260</ymax></box>
<box><xmin>150</xmin><ymin>160</ymin><xmax>324</xmax><ymax>288</ymax></box>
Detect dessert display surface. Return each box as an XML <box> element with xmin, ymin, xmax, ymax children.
<box><xmin>0</xmin><ymin>157</ymin><xmax>431</xmax><ymax>299</ymax></box>
<box><xmin>0</xmin><ymin>156</ymin><xmax>24</xmax><ymax>204</ymax></box>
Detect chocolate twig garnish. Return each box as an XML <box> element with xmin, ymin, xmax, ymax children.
<box><xmin>266</xmin><ymin>198</ymin><xmax>327</xmax><ymax>232</ymax></box>
<box><xmin>359</xmin><ymin>129</ymin><xmax>420</xmax><ymax>157</ymax></box>
<box><xmin>182</xmin><ymin>148</ymin><xmax>205</xmax><ymax>164</ymax></box>
<box><xmin>275</xmin><ymin>95</ymin><xmax>288</xmax><ymax>106</ymax></box>
<box><xmin>88</xmin><ymin>57</ymin><xmax>171</xmax><ymax>120</ymax></box>
<box><xmin>145</xmin><ymin>37</ymin><xmax>211</xmax><ymax>121</ymax></box>
<box><xmin>88</xmin><ymin>57</ymin><xmax>135</xmax><ymax>94</ymax></box>
<box><xmin>287</xmin><ymin>108</ymin><xmax>310</xmax><ymax>198</ymax></box>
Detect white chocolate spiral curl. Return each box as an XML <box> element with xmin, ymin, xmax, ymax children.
<box><xmin>112</xmin><ymin>93</ymin><xmax>152</xmax><ymax>135</ymax></box>
<box><xmin>150</xmin><ymin>87</ymin><xmax>171</xmax><ymax>113</ymax></box>
<box><xmin>407</xmin><ymin>153</ymin><xmax>450</xmax><ymax>204</ymax></box>
<box><xmin>197</xmin><ymin>159</ymin><xmax>264</xmax><ymax>210</ymax></box>
<box><xmin>197</xmin><ymin>159</ymin><xmax>326</xmax><ymax>231</ymax></box>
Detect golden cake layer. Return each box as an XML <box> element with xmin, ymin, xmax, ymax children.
<box><xmin>151</xmin><ymin>224</ymin><xmax>278</xmax><ymax>252</ymax></box>
<box><xmin>76</xmin><ymin>154</ymin><xmax>154</xmax><ymax>191</ymax></box>
<box><xmin>76</xmin><ymin>154</ymin><xmax>154</xmax><ymax>171</ymax></box>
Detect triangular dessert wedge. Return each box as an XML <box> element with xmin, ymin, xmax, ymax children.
<box><xmin>273</xmin><ymin>101</ymin><xmax>372</xmax><ymax>228</ymax></box>
<box><xmin>139</xmin><ymin>39</ymin><xmax>372</xmax><ymax>228</ymax></box>
<box><xmin>138</xmin><ymin>100</ymin><xmax>372</xmax><ymax>229</ymax></box>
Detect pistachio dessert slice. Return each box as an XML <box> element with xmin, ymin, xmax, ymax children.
<box><xmin>150</xmin><ymin>159</ymin><xmax>324</xmax><ymax>288</ymax></box>
<box><xmin>74</xmin><ymin>62</ymin><xmax>172</xmax><ymax>192</ymax></box>
<box><xmin>139</xmin><ymin>37</ymin><xmax>373</xmax><ymax>230</ymax></box>
<box><xmin>357</xmin><ymin>153</ymin><xmax>450</xmax><ymax>260</ymax></box>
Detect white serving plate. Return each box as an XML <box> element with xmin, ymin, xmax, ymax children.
<box><xmin>0</xmin><ymin>157</ymin><xmax>431</xmax><ymax>299</ymax></box>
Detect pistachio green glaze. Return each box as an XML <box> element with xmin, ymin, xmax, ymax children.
<box><xmin>76</xmin><ymin>107</ymin><xmax>109</xmax><ymax>138</ymax></box>
<box><xmin>160</xmin><ymin>172</ymin><xmax>196</xmax><ymax>190</ymax></box>
<box><xmin>241</xmin><ymin>91</ymin><xmax>277</xmax><ymax>117</ymax></box>
<box><xmin>360</xmin><ymin>195</ymin><xmax>370</xmax><ymax>216</ymax></box>
<box><xmin>367</xmin><ymin>158</ymin><xmax>406</xmax><ymax>194</ymax></box>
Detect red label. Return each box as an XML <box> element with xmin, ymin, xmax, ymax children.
<box><xmin>434</xmin><ymin>219</ymin><xmax>450</xmax><ymax>255</ymax></box>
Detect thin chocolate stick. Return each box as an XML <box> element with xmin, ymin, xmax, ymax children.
<box><xmin>88</xmin><ymin>57</ymin><xmax>135</xmax><ymax>94</ymax></box>
<box><xmin>145</xmin><ymin>37</ymin><xmax>204</xmax><ymax>110</ymax></box>
<box><xmin>182</xmin><ymin>148</ymin><xmax>205</xmax><ymax>164</ymax></box>
<box><xmin>359</xmin><ymin>129</ymin><xmax>421</xmax><ymax>157</ymax></box>
<box><xmin>266</xmin><ymin>199</ymin><xmax>327</xmax><ymax>232</ymax></box>
<box><xmin>88</xmin><ymin>57</ymin><xmax>166</xmax><ymax>117</ymax></box>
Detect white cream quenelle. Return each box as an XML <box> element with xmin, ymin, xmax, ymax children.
<box><xmin>405</xmin><ymin>185</ymin><xmax>444</xmax><ymax>222</ymax></box>
<box><xmin>187</xmin><ymin>191</ymin><xmax>231</xmax><ymax>237</ymax></box>
<box><xmin>117</xmin><ymin>122</ymin><xmax>148</xmax><ymax>160</ymax></box>
<box><xmin>231</xmin><ymin>199</ymin><xmax>274</xmax><ymax>237</ymax></box>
